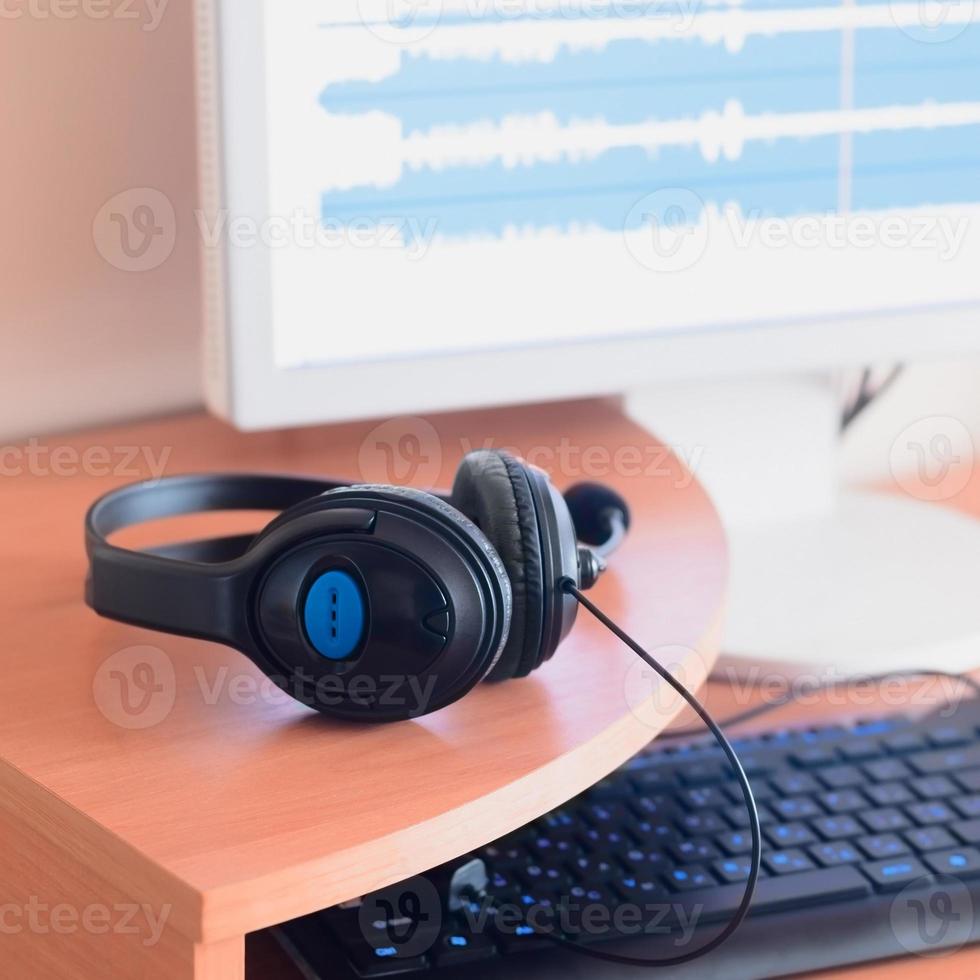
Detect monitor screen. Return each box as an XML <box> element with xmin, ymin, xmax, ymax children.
<box><xmin>259</xmin><ymin>0</ymin><xmax>980</xmax><ymax>371</ymax></box>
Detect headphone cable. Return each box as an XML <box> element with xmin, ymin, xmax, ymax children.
<box><xmin>474</xmin><ymin>580</ymin><xmax>762</xmax><ymax>968</ymax></box>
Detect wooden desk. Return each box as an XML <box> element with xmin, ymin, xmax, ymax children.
<box><xmin>0</xmin><ymin>400</ymin><xmax>727</xmax><ymax>979</ymax></box>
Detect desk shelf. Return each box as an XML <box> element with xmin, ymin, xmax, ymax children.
<box><xmin>0</xmin><ymin>400</ymin><xmax>726</xmax><ymax>978</ymax></box>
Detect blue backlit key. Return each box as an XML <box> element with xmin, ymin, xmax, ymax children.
<box><xmin>923</xmin><ymin>847</ymin><xmax>980</xmax><ymax>878</ymax></box>
<box><xmin>809</xmin><ymin>841</ymin><xmax>861</xmax><ymax>867</ymax></box>
<box><xmin>765</xmin><ymin>850</ymin><xmax>815</xmax><ymax>875</ymax></box>
<box><xmin>861</xmin><ymin>856</ymin><xmax>930</xmax><ymax>891</ymax></box>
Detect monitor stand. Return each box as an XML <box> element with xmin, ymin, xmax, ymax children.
<box><xmin>625</xmin><ymin>375</ymin><xmax>980</xmax><ymax>682</ymax></box>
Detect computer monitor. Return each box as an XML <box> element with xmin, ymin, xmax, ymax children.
<box><xmin>196</xmin><ymin>0</ymin><xmax>980</xmax><ymax>676</ymax></box>
<box><xmin>198</xmin><ymin>0</ymin><xmax>979</xmax><ymax>429</ymax></box>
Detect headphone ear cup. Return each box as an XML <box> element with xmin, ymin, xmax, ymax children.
<box><xmin>452</xmin><ymin>450</ymin><xmax>546</xmax><ymax>680</ymax></box>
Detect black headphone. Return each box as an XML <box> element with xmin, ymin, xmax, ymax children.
<box><xmin>85</xmin><ymin>450</ymin><xmax>765</xmax><ymax>969</ymax></box>
<box><xmin>85</xmin><ymin>450</ymin><xmax>630</xmax><ymax>722</ymax></box>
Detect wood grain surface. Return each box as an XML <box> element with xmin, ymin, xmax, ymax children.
<box><xmin>0</xmin><ymin>399</ymin><xmax>728</xmax><ymax>974</ymax></box>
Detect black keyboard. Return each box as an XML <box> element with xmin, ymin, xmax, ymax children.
<box><xmin>274</xmin><ymin>703</ymin><xmax>980</xmax><ymax>980</ymax></box>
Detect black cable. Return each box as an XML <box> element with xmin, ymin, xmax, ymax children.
<box><xmin>483</xmin><ymin>580</ymin><xmax>762</xmax><ymax>968</ymax></box>
<box><xmin>660</xmin><ymin>667</ymin><xmax>980</xmax><ymax>741</ymax></box>
<box><xmin>841</xmin><ymin>364</ymin><xmax>904</xmax><ymax>431</ymax></box>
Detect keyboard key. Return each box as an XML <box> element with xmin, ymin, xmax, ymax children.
<box><xmin>860</xmin><ymin>808</ymin><xmax>910</xmax><ymax>833</ymax></box>
<box><xmin>954</xmin><ymin>769</ymin><xmax>980</xmax><ymax>793</ymax></box>
<box><xmin>538</xmin><ymin>811</ymin><xmax>575</xmax><ymax>832</ymax></box>
<box><xmin>818</xmin><ymin>765</ymin><xmax>865</xmax><ymax>790</ymax></box>
<box><xmin>771</xmin><ymin>772</ymin><xmax>821</xmax><ymax>796</ymax></box>
<box><xmin>923</xmin><ymin>846</ymin><xmax>980</xmax><ymax>878</ymax></box>
<box><xmin>882</xmin><ymin>732</ymin><xmax>927</xmax><ymax>754</ymax></box>
<box><xmin>866</xmin><ymin>783</ymin><xmax>914</xmax><ymax>807</ymax></box>
<box><xmin>629</xmin><ymin>771</ymin><xmax>673</xmax><ymax>793</ymax></box>
<box><xmin>613</xmin><ymin>874</ymin><xmax>669</xmax><ymax>902</ymax></box>
<box><xmin>905</xmin><ymin>826</ymin><xmax>957</xmax><ymax>852</ymax></box>
<box><xmin>858</xmin><ymin>834</ymin><xmax>910</xmax><ymax>860</ymax></box>
<box><xmin>768</xmin><ymin>823</ymin><xmax>816</xmax><ymax>847</ymax></box>
<box><xmin>952</xmin><ymin>794</ymin><xmax>980</xmax><ymax>819</ymax></box>
<box><xmin>809</xmin><ymin>841</ymin><xmax>861</xmax><ymax>867</ymax></box>
<box><xmin>481</xmin><ymin>844</ymin><xmax>524</xmax><ymax>869</ymax></box>
<box><xmin>766</xmin><ymin>849</ymin><xmax>816</xmax><ymax>875</ymax></box>
<box><xmin>669</xmin><ymin>839</ymin><xmax>719</xmax><ymax>864</ymax></box>
<box><xmin>819</xmin><ymin>790</ymin><xmax>866</xmax><ymax>814</ymax></box>
<box><xmin>952</xmin><ymin>819</ymin><xmax>980</xmax><ymax>845</ymax></box>
<box><xmin>724</xmin><ymin>802</ymin><xmax>774</xmax><ymax>828</ymax></box>
<box><xmin>679</xmin><ymin>867</ymin><xmax>871</xmax><ymax>923</ymax></box>
<box><xmin>908</xmin><ymin>745</ymin><xmax>980</xmax><ymax>776</ymax></box>
<box><xmin>521</xmin><ymin>863</ymin><xmax>571</xmax><ymax>891</ymax></box>
<box><xmin>725</xmin><ymin>780</ymin><xmax>775</xmax><ymax>804</ymax></box>
<box><xmin>791</xmin><ymin>747</ymin><xmax>837</xmax><ymax>768</ymax></box>
<box><xmin>617</xmin><ymin>846</ymin><xmax>669</xmax><ymax>875</ymax></box>
<box><xmin>773</xmin><ymin>796</ymin><xmax>822</xmax><ymax>821</ymax></box>
<box><xmin>344</xmin><ymin>942</ymin><xmax>429</xmax><ymax>976</ymax></box>
<box><xmin>716</xmin><ymin>830</ymin><xmax>754</xmax><ymax>855</ymax></box>
<box><xmin>560</xmin><ymin>885</ymin><xmax>617</xmax><ymax>914</ymax></box>
<box><xmin>567</xmin><ymin>855</ymin><xmax>617</xmax><ymax>881</ymax></box>
<box><xmin>588</xmin><ymin>776</ymin><xmax>630</xmax><ymax>802</ymax></box>
<box><xmin>678</xmin><ymin>762</ymin><xmax>727</xmax><ymax>786</ymax></box>
<box><xmin>493</xmin><ymin>921</ymin><xmax>551</xmax><ymax>954</ymax></box>
<box><xmin>583</xmin><ymin>802</ymin><xmax>630</xmax><ymax>826</ymax></box>
<box><xmin>432</xmin><ymin>930</ymin><xmax>496</xmax><ymax>967</ymax></box>
<box><xmin>861</xmin><ymin>856</ymin><xmax>930</xmax><ymax>891</ymax></box>
<box><xmin>678</xmin><ymin>786</ymin><xmax>727</xmax><ymax>810</ymax></box>
<box><xmin>927</xmin><ymin>725</ymin><xmax>971</xmax><ymax>748</ymax></box>
<box><xmin>910</xmin><ymin>774</ymin><xmax>959</xmax><ymax>799</ymax></box>
<box><xmin>580</xmin><ymin>828</ymin><xmax>630</xmax><ymax>849</ymax></box>
<box><xmin>531</xmin><ymin>835</ymin><xmax>578</xmax><ymax>860</ymax></box>
<box><xmin>488</xmin><ymin>870</ymin><xmax>518</xmax><ymax>893</ymax></box>
<box><xmin>677</xmin><ymin>812</ymin><xmax>726</xmax><ymax>836</ymax></box>
<box><xmin>629</xmin><ymin>793</ymin><xmax>675</xmax><ymax>820</ymax></box>
<box><xmin>713</xmin><ymin>857</ymin><xmax>756</xmax><ymax>883</ymax></box>
<box><xmin>906</xmin><ymin>801</ymin><xmax>956</xmax><ymax>826</ymax></box>
<box><xmin>863</xmin><ymin>759</ymin><xmax>912</xmax><ymax>783</ymax></box>
<box><xmin>667</xmin><ymin>865</ymin><xmax>715</xmax><ymax>891</ymax></box>
<box><xmin>839</xmin><ymin>740</ymin><xmax>883</xmax><ymax>763</ymax></box>
<box><xmin>813</xmin><ymin>815</ymin><xmax>863</xmax><ymax>840</ymax></box>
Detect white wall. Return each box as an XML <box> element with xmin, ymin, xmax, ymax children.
<box><xmin>0</xmin><ymin>4</ymin><xmax>201</xmax><ymax>441</ymax></box>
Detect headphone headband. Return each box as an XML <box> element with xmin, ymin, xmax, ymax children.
<box><xmin>85</xmin><ymin>473</ymin><xmax>351</xmax><ymax>644</ymax></box>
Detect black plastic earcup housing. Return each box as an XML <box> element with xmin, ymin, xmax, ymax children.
<box><xmin>250</xmin><ymin>485</ymin><xmax>513</xmax><ymax>720</ymax></box>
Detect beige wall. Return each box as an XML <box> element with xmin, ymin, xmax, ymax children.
<box><xmin>1</xmin><ymin>2</ymin><xmax>202</xmax><ymax>441</ymax></box>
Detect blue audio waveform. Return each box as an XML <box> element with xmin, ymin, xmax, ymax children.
<box><xmin>318</xmin><ymin>8</ymin><xmax>980</xmax><ymax>243</ymax></box>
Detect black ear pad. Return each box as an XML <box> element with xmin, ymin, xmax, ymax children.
<box><xmin>452</xmin><ymin>451</ymin><xmax>545</xmax><ymax>681</ymax></box>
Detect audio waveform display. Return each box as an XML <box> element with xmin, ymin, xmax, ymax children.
<box><xmin>316</xmin><ymin>4</ymin><xmax>980</xmax><ymax>243</ymax></box>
